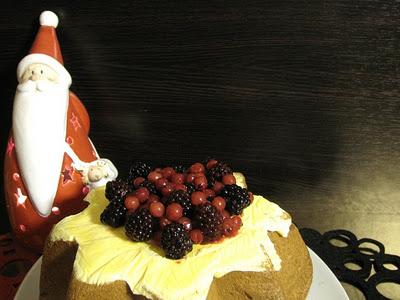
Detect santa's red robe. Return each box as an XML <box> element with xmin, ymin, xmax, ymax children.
<box><xmin>4</xmin><ymin>91</ymin><xmax>97</xmax><ymax>253</ymax></box>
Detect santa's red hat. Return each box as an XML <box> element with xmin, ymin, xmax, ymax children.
<box><xmin>17</xmin><ymin>11</ymin><xmax>71</xmax><ymax>85</ymax></box>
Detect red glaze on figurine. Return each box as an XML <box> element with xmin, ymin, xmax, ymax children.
<box><xmin>3</xmin><ymin>11</ymin><xmax>116</xmax><ymax>253</ymax></box>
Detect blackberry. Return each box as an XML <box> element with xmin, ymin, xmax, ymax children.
<box><xmin>100</xmin><ymin>201</ymin><xmax>127</xmax><ymax>227</ymax></box>
<box><xmin>129</xmin><ymin>161</ymin><xmax>152</xmax><ymax>180</ymax></box>
<box><xmin>139</xmin><ymin>180</ymin><xmax>158</xmax><ymax>195</ymax></box>
<box><xmin>173</xmin><ymin>165</ymin><xmax>187</xmax><ymax>174</ymax></box>
<box><xmin>185</xmin><ymin>183</ymin><xmax>195</xmax><ymax>195</ymax></box>
<box><xmin>125</xmin><ymin>208</ymin><xmax>157</xmax><ymax>242</ymax></box>
<box><xmin>161</xmin><ymin>223</ymin><xmax>193</xmax><ymax>259</ymax></box>
<box><xmin>165</xmin><ymin>190</ymin><xmax>192</xmax><ymax>216</ymax></box>
<box><xmin>206</xmin><ymin>161</ymin><xmax>233</xmax><ymax>186</ymax></box>
<box><xmin>193</xmin><ymin>203</ymin><xmax>223</xmax><ymax>241</ymax></box>
<box><xmin>220</xmin><ymin>184</ymin><xmax>251</xmax><ymax>215</ymax></box>
<box><xmin>105</xmin><ymin>179</ymin><xmax>131</xmax><ymax>204</ymax></box>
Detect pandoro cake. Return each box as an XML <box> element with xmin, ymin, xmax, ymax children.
<box><xmin>39</xmin><ymin>161</ymin><xmax>312</xmax><ymax>300</ymax></box>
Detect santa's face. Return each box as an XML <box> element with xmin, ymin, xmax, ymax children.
<box><xmin>20</xmin><ymin>63</ymin><xmax>59</xmax><ymax>83</ymax></box>
<box><xmin>13</xmin><ymin>62</ymin><xmax>70</xmax><ymax>216</ymax></box>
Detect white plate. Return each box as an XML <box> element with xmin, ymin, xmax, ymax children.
<box><xmin>14</xmin><ymin>247</ymin><xmax>348</xmax><ymax>300</ymax></box>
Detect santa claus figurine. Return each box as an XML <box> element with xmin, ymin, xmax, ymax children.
<box><xmin>3</xmin><ymin>11</ymin><xmax>117</xmax><ymax>253</ymax></box>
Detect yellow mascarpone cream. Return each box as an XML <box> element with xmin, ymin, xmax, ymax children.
<box><xmin>50</xmin><ymin>173</ymin><xmax>292</xmax><ymax>300</ymax></box>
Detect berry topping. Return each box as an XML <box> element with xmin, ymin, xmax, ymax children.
<box><xmin>191</xmin><ymin>191</ymin><xmax>207</xmax><ymax>206</ymax></box>
<box><xmin>220</xmin><ymin>184</ymin><xmax>251</xmax><ymax>215</ymax></box>
<box><xmin>105</xmin><ymin>179</ymin><xmax>131</xmax><ymax>203</ymax></box>
<box><xmin>206</xmin><ymin>159</ymin><xmax>218</xmax><ymax>170</ymax></box>
<box><xmin>222</xmin><ymin>218</ymin><xmax>239</xmax><ymax>237</ymax></box>
<box><xmin>155</xmin><ymin>177</ymin><xmax>169</xmax><ymax>190</ymax></box>
<box><xmin>189</xmin><ymin>162</ymin><xmax>205</xmax><ymax>174</ymax></box>
<box><xmin>125</xmin><ymin>208</ymin><xmax>157</xmax><ymax>242</ymax></box>
<box><xmin>177</xmin><ymin>216</ymin><xmax>192</xmax><ymax>231</ymax></box>
<box><xmin>149</xmin><ymin>201</ymin><xmax>165</xmax><ymax>218</ymax></box>
<box><xmin>148</xmin><ymin>171</ymin><xmax>163</xmax><ymax>183</ymax></box>
<box><xmin>133</xmin><ymin>177</ymin><xmax>145</xmax><ymax>188</ymax></box>
<box><xmin>124</xmin><ymin>194</ymin><xmax>140</xmax><ymax>211</ymax></box>
<box><xmin>211</xmin><ymin>196</ymin><xmax>226</xmax><ymax>212</ymax></box>
<box><xmin>193</xmin><ymin>203</ymin><xmax>223</xmax><ymax>241</ymax></box>
<box><xmin>129</xmin><ymin>161</ymin><xmax>152</xmax><ymax>180</ymax></box>
<box><xmin>212</xmin><ymin>181</ymin><xmax>225</xmax><ymax>194</ymax></box>
<box><xmin>100</xmin><ymin>201</ymin><xmax>127</xmax><ymax>228</ymax></box>
<box><xmin>135</xmin><ymin>187</ymin><xmax>150</xmax><ymax>203</ymax></box>
<box><xmin>222</xmin><ymin>174</ymin><xmax>236</xmax><ymax>185</ymax></box>
<box><xmin>206</xmin><ymin>161</ymin><xmax>233</xmax><ymax>186</ymax></box>
<box><xmin>101</xmin><ymin>158</ymin><xmax>255</xmax><ymax>259</ymax></box>
<box><xmin>194</xmin><ymin>175</ymin><xmax>207</xmax><ymax>190</ymax></box>
<box><xmin>190</xmin><ymin>229</ymin><xmax>204</xmax><ymax>244</ymax></box>
<box><xmin>161</xmin><ymin>167</ymin><xmax>175</xmax><ymax>179</ymax></box>
<box><xmin>166</xmin><ymin>203</ymin><xmax>183</xmax><ymax>221</ymax></box>
<box><xmin>138</xmin><ymin>180</ymin><xmax>158</xmax><ymax>196</ymax></box>
<box><xmin>165</xmin><ymin>190</ymin><xmax>192</xmax><ymax>217</ymax></box>
<box><xmin>161</xmin><ymin>223</ymin><xmax>193</xmax><ymax>259</ymax></box>
<box><xmin>171</xmin><ymin>173</ymin><xmax>185</xmax><ymax>185</ymax></box>
<box><xmin>186</xmin><ymin>173</ymin><xmax>196</xmax><ymax>183</ymax></box>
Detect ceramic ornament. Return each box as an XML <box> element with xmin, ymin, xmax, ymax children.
<box><xmin>3</xmin><ymin>11</ymin><xmax>117</xmax><ymax>253</ymax></box>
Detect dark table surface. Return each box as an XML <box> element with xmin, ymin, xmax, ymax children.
<box><xmin>0</xmin><ymin>1</ymin><xmax>399</xmax><ymax>298</ymax></box>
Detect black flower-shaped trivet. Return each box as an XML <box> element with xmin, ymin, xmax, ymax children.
<box><xmin>300</xmin><ymin>228</ymin><xmax>400</xmax><ymax>300</ymax></box>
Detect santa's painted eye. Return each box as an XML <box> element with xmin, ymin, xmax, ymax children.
<box><xmin>31</xmin><ymin>71</ymin><xmax>34</xmax><ymax>74</ymax></box>
<box><xmin>40</xmin><ymin>70</ymin><xmax>43</xmax><ymax>74</ymax></box>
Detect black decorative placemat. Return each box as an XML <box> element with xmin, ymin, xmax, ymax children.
<box><xmin>300</xmin><ymin>228</ymin><xmax>400</xmax><ymax>300</ymax></box>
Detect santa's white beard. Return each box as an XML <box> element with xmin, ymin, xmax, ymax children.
<box><xmin>13</xmin><ymin>80</ymin><xmax>69</xmax><ymax>217</ymax></box>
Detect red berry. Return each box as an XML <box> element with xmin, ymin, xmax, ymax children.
<box><xmin>204</xmin><ymin>189</ymin><xmax>215</xmax><ymax>200</ymax></box>
<box><xmin>133</xmin><ymin>177</ymin><xmax>145</xmax><ymax>188</ymax></box>
<box><xmin>135</xmin><ymin>187</ymin><xmax>149</xmax><ymax>203</ymax></box>
<box><xmin>148</xmin><ymin>171</ymin><xmax>163</xmax><ymax>183</ymax></box>
<box><xmin>149</xmin><ymin>201</ymin><xmax>165</xmax><ymax>218</ymax></box>
<box><xmin>222</xmin><ymin>219</ymin><xmax>238</xmax><ymax>237</ymax></box>
<box><xmin>221</xmin><ymin>210</ymin><xmax>230</xmax><ymax>220</ymax></box>
<box><xmin>212</xmin><ymin>181</ymin><xmax>224</xmax><ymax>193</ymax></box>
<box><xmin>190</xmin><ymin>229</ymin><xmax>204</xmax><ymax>244</ymax></box>
<box><xmin>161</xmin><ymin>184</ymin><xmax>174</xmax><ymax>197</ymax></box>
<box><xmin>186</xmin><ymin>173</ymin><xmax>196</xmax><ymax>183</ymax></box>
<box><xmin>148</xmin><ymin>194</ymin><xmax>160</xmax><ymax>203</ymax></box>
<box><xmin>161</xmin><ymin>167</ymin><xmax>175</xmax><ymax>179</ymax></box>
<box><xmin>249</xmin><ymin>191</ymin><xmax>254</xmax><ymax>203</ymax></box>
<box><xmin>222</xmin><ymin>174</ymin><xmax>236</xmax><ymax>185</ymax></box>
<box><xmin>194</xmin><ymin>176</ymin><xmax>207</xmax><ymax>190</ymax></box>
<box><xmin>212</xmin><ymin>196</ymin><xmax>226</xmax><ymax>211</ymax></box>
<box><xmin>174</xmin><ymin>184</ymin><xmax>187</xmax><ymax>191</ymax></box>
<box><xmin>190</xmin><ymin>162</ymin><xmax>205</xmax><ymax>174</ymax></box>
<box><xmin>231</xmin><ymin>215</ymin><xmax>243</xmax><ymax>229</ymax></box>
<box><xmin>166</xmin><ymin>203</ymin><xmax>183</xmax><ymax>221</ymax></box>
<box><xmin>155</xmin><ymin>167</ymin><xmax>163</xmax><ymax>172</ymax></box>
<box><xmin>206</xmin><ymin>159</ymin><xmax>218</xmax><ymax>169</ymax></box>
<box><xmin>191</xmin><ymin>191</ymin><xmax>207</xmax><ymax>205</ymax></box>
<box><xmin>177</xmin><ymin>217</ymin><xmax>192</xmax><ymax>231</ymax></box>
<box><xmin>124</xmin><ymin>195</ymin><xmax>140</xmax><ymax>211</ymax></box>
<box><xmin>159</xmin><ymin>217</ymin><xmax>171</xmax><ymax>228</ymax></box>
<box><xmin>171</xmin><ymin>173</ymin><xmax>185</xmax><ymax>185</ymax></box>
<box><xmin>155</xmin><ymin>177</ymin><xmax>169</xmax><ymax>190</ymax></box>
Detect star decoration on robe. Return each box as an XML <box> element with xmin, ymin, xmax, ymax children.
<box><xmin>70</xmin><ymin>113</ymin><xmax>81</xmax><ymax>131</ymax></box>
<box><xmin>15</xmin><ymin>188</ymin><xmax>27</xmax><ymax>207</ymax></box>
<box><xmin>61</xmin><ymin>168</ymin><xmax>73</xmax><ymax>184</ymax></box>
<box><xmin>6</xmin><ymin>137</ymin><xmax>15</xmax><ymax>156</ymax></box>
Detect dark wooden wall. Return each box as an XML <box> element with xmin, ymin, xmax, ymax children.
<box><xmin>0</xmin><ymin>0</ymin><xmax>399</xmax><ymax>256</ymax></box>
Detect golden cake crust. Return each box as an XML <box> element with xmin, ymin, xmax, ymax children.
<box><xmin>40</xmin><ymin>225</ymin><xmax>312</xmax><ymax>300</ymax></box>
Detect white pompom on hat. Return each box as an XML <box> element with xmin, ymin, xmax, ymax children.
<box><xmin>39</xmin><ymin>11</ymin><xmax>59</xmax><ymax>28</ymax></box>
